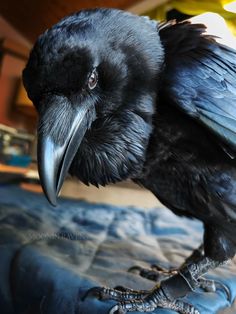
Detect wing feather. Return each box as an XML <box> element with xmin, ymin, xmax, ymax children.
<box><xmin>159</xmin><ymin>21</ymin><xmax>236</xmax><ymax>154</ymax></box>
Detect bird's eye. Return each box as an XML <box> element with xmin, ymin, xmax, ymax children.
<box><xmin>88</xmin><ymin>70</ymin><xmax>98</xmax><ymax>90</ymax></box>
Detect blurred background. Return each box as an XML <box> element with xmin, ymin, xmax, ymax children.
<box><xmin>0</xmin><ymin>0</ymin><xmax>235</xmax><ymax>205</ymax></box>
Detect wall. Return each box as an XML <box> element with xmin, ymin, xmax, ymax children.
<box><xmin>0</xmin><ymin>15</ymin><xmax>36</xmax><ymax>133</ymax></box>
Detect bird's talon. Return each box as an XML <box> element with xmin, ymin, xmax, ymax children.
<box><xmin>215</xmin><ymin>281</ymin><xmax>231</xmax><ymax>301</ymax></box>
<box><xmin>198</xmin><ymin>278</ymin><xmax>216</xmax><ymax>292</ymax></box>
<box><xmin>197</xmin><ymin>277</ymin><xmax>231</xmax><ymax>300</ymax></box>
<box><xmin>109</xmin><ymin>304</ymin><xmax>126</xmax><ymax>314</ymax></box>
<box><xmin>82</xmin><ymin>286</ymin><xmax>108</xmax><ymax>301</ymax></box>
<box><xmin>151</xmin><ymin>264</ymin><xmax>168</xmax><ymax>272</ymax></box>
<box><xmin>128</xmin><ymin>264</ymin><xmax>173</xmax><ymax>282</ymax></box>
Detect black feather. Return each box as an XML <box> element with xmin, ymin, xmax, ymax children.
<box><xmin>159</xmin><ymin>21</ymin><xmax>236</xmax><ymax>155</ymax></box>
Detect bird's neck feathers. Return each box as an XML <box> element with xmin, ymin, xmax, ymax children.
<box><xmin>69</xmin><ymin>100</ymin><xmax>155</xmax><ymax>187</ymax></box>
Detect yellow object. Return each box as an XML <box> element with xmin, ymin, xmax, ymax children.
<box><xmin>224</xmin><ymin>1</ymin><xmax>236</xmax><ymax>13</ymax></box>
<box><xmin>146</xmin><ymin>0</ymin><xmax>236</xmax><ymax>36</ymax></box>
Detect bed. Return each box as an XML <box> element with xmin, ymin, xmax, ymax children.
<box><xmin>0</xmin><ymin>184</ymin><xmax>235</xmax><ymax>314</ymax></box>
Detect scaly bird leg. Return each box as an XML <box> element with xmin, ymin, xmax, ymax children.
<box><xmin>128</xmin><ymin>244</ymin><xmax>224</xmax><ymax>294</ymax></box>
<box><xmin>84</xmin><ymin>257</ymin><xmax>227</xmax><ymax>314</ymax></box>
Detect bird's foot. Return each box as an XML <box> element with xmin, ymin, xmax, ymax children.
<box><xmin>84</xmin><ymin>283</ymin><xmax>199</xmax><ymax>314</ymax></box>
<box><xmin>83</xmin><ymin>257</ymin><xmax>230</xmax><ymax>313</ymax></box>
<box><xmin>84</xmin><ymin>270</ymin><xmax>201</xmax><ymax>314</ymax></box>
<box><xmin>128</xmin><ymin>245</ymin><xmax>204</xmax><ymax>282</ymax></box>
<box><xmin>128</xmin><ymin>264</ymin><xmax>228</xmax><ymax>295</ymax></box>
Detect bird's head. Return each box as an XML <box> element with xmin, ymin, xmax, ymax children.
<box><xmin>23</xmin><ymin>8</ymin><xmax>164</xmax><ymax>206</ymax></box>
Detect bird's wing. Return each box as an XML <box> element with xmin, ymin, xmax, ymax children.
<box><xmin>159</xmin><ymin>21</ymin><xmax>236</xmax><ymax>156</ymax></box>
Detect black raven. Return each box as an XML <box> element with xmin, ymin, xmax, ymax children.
<box><xmin>23</xmin><ymin>8</ymin><xmax>236</xmax><ymax>314</ymax></box>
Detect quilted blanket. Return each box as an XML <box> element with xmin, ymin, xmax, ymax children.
<box><xmin>0</xmin><ymin>185</ymin><xmax>235</xmax><ymax>314</ymax></box>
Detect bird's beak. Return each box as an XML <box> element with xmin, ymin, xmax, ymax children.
<box><xmin>37</xmin><ymin>100</ymin><xmax>96</xmax><ymax>206</ymax></box>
